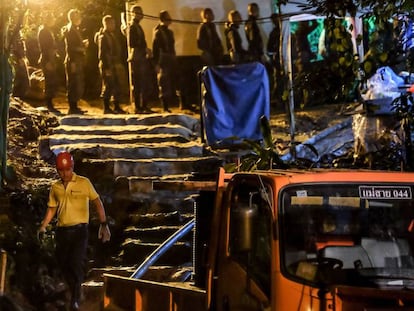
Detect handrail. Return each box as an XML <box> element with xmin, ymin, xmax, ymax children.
<box><xmin>131</xmin><ymin>219</ymin><xmax>195</xmax><ymax>279</ymax></box>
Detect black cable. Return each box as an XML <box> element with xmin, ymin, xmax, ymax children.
<box><xmin>123</xmin><ymin>10</ymin><xmax>276</xmax><ymax>26</ymax></box>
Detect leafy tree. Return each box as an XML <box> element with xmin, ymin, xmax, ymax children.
<box><xmin>298</xmin><ymin>0</ymin><xmax>414</xmax><ymax>170</ymax></box>
<box><xmin>392</xmin><ymin>91</ymin><xmax>414</xmax><ymax>171</ymax></box>
<box><xmin>294</xmin><ymin>0</ymin><xmax>413</xmax><ymax>105</ymax></box>
<box><xmin>228</xmin><ymin>115</ymin><xmax>317</xmax><ymax>172</ymax></box>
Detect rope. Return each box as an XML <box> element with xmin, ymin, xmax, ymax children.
<box><xmin>124</xmin><ymin>11</ymin><xmax>277</xmax><ymax>26</ymax></box>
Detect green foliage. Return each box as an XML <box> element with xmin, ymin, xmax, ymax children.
<box><xmin>391</xmin><ymin>92</ymin><xmax>414</xmax><ymax>170</ymax></box>
<box><xmin>393</xmin><ymin>93</ymin><xmax>414</xmax><ymax>127</ymax></box>
<box><xmin>227</xmin><ymin>116</ymin><xmax>318</xmax><ymax>172</ymax></box>
<box><xmin>294</xmin><ymin>19</ymin><xmax>359</xmax><ymax>107</ymax></box>
<box><xmin>236</xmin><ymin>116</ymin><xmax>287</xmax><ymax>171</ymax></box>
<box><xmin>299</xmin><ymin>0</ymin><xmax>358</xmax><ymax>18</ymax></box>
<box><xmin>292</xmin><ymin>0</ymin><xmax>414</xmax><ymax>108</ymax></box>
<box><xmin>300</xmin><ymin>0</ymin><xmax>413</xmax><ymax>21</ymax></box>
<box><xmin>361</xmin><ymin>16</ymin><xmax>403</xmax><ymax>78</ymax></box>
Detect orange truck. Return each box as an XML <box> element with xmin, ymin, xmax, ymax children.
<box><xmin>103</xmin><ymin>168</ymin><xmax>414</xmax><ymax>310</ymax></box>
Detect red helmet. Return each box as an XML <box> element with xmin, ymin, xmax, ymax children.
<box><xmin>56</xmin><ymin>152</ymin><xmax>74</xmax><ymax>170</ymax></box>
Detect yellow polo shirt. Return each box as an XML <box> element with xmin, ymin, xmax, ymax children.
<box><xmin>48</xmin><ymin>173</ymin><xmax>99</xmax><ymax>227</ymax></box>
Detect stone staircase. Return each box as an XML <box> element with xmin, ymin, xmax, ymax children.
<box><xmin>39</xmin><ymin>112</ymin><xmax>223</xmax><ymax>273</ymax></box>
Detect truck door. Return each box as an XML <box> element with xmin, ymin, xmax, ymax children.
<box><xmin>214</xmin><ymin>176</ymin><xmax>273</xmax><ymax>310</ymax></box>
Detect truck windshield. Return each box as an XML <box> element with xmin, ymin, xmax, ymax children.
<box><xmin>280</xmin><ymin>183</ymin><xmax>414</xmax><ymax>288</ymax></box>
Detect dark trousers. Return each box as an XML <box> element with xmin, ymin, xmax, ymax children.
<box><xmin>101</xmin><ymin>63</ymin><xmax>123</xmax><ymax>105</ymax></box>
<box><xmin>132</xmin><ymin>57</ymin><xmax>152</xmax><ymax>110</ymax></box>
<box><xmin>65</xmin><ymin>60</ymin><xmax>85</xmax><ymax>108</ymax></box>
<box><xmin>56</xmin><ymin>223</ymin><xmax>88</xmax><ymax>305</ymax></box>
<box><xmin>41</xmin><ymin>62</ymin><xmax>58</xmax><ymax>102</ymax></box>
<box><xmin>12</xmin><ymin>57</ymin><xmax>30</xmax><ymax>98</ymax></box>
<box><xmin>157</xmin><ymin>54</ymin><xmax>181</xmax><ymax>109</ymax></box>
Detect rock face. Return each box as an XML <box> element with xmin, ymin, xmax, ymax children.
<box><xmin>40</xmin><ymin>112</ymin><xmax>223</xmax><ymax>271</ymax></box>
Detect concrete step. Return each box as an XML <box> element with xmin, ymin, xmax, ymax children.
<box><xmin>116</xmin><ymin>181</ymin><xmax>204</xmax><ymax>202</ymax></box>
<box><xmin>59</xmin><ymin>113</ymin><xmax>199</xmax><ymax>131</ymax></box>
<box><xmin>129</xmin><ymin>211</ymin><xmax>193</xmax><ymax>228</ymax></box>
<box><xmin>43</xmin><ymin>112</ymin><xmax>214</xmax><ymax>269</ymax></box>
<box><xmin>105</xmin><ymin>199</ymin><xmax>195</xmax><ymax>235</ymax></box>
<box><xmin>124</xmin><ymin>225</ymin><xmax>192</xmax><ymax>243</ymax></box>
<box><xmin>76</xmin><ymin>157</ymin><xmax>221</xmax><ymax>179</ymax></box>
<box><xmin>121</xmin><ymin>240</ymin><xmax>192</xmax><ymax>266</ymax></box>
<box><xmin>51</xmin><ymin>123</ymin><xmax>197</xmax><ymax>140</ymax></box>
<box><xmin>88</xmin><ymin>265</ymin><xmax>188</xmax><ymax>282</ymax></box>
<box><xmin>119</xmin><ymin>193</ymin><xmax>198</xmax><ymax>213</ymax></box>
<box><xmin>48</xmin><ymin>141</ymin><xmax>206</xmax><ymax>159</ymax></box>
<box><xmin>45</xmin><ymin>133</ymin><xmax>191</xmax><ymax>146</ymax></box>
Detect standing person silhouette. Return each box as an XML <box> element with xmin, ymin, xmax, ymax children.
<box><xmin>224</xmin><ymin>10</ymin><xmax>248</xmax><ymax>64</ymax></box>
<box><xmin>267</xmin><ymin>13</ymin><xmax>283</xmax><ymax>104</ymax></box>
<box><xmin>245</xmin><ymin>2</ymin><xmax>264</xmax><ymax>62</ymax></box>
<box><xmin>62</xmin><ymin>9</ymin><xmax>87</xmax><ymax>115</ymax></box>
<box><xmin>96</xmin><ymin>15</ymin><xmax>126</xmax><ymax>114</ymax></box>
<box><xmin>125</xmin><ymin>5</ymin><xmax>154</xmax><ymax>113</ymax></box>
<box><xmin>38</xmin><ymin>12</ymin><xmax>59</xmax><ymax>113</ymax></box>
<box><xmin>152</xmin><ymin>10</ymin><xmax>181</xmax><ymax>112</ymax></box>
<box><xmin>197</xmin><ymin>8</ymin><xmax>224</xmax><ymax>66</ymax></box>
<box><xmin>38</xmin><ymin>152</ymin><xmax>111</xmax><ymax>310</ymax></box>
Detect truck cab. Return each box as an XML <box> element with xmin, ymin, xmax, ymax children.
<box><xmin>104</xmin><ymin>169</ymin><xmax>414</xmax><ymax>310</ymax></box>
<box><xmin>213</xmin><ymin>170</ymin><xmax>414</xmax><ymax>310</ymax></box>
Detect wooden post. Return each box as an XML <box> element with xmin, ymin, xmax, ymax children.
<box><xmin>0</xmin><ymin>249</ymin><xmax>7</xmax><ymax>296</ymax></box>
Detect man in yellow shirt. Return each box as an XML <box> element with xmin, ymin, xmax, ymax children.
<box><xmin>38</xmin><ymin>151</ymin><xmax>110</xmax><ymax>311</ymax></box>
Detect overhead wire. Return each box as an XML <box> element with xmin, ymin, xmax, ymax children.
<box><xmin>123</xmin><ymin>10</ymin><xmax>279</xmax><ymax>26</ymax></box>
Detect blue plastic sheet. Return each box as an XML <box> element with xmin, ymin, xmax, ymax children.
<box><xmin>200</xmin><ymin>62</ymin><xmax>270</xmax><ymax>148</ymax></box>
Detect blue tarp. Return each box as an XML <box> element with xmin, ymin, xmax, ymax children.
<box><xmin>200</xmin><ymin>62</ymin><xmax>270</xmax><ymax>148</ymax></box>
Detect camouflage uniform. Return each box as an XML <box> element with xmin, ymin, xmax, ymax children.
<box><xmin>62</xmin><ymin>23</ymin><xmax>85</xmax><ymax>113</ymax></box>
<box><xmin>10</xmin><ymin>35</ymin><xmax>29</xmax><ymax>98</ymax></box>
<box><xmin>38</xmin><ymin>25</ymin><xmax>59</xmax><ymax>109</ymax></box>
<box><xmin>152</xmin><ymin>24</ymin><xmax>180</xmax><ymax>111</ymax></box>
<box><xmin>97</xmin><ymin>28</ymin><xmax>125</xmax><ymax>113</ymax></box>
<box><xmin>127</xmin><ymin>18</ymin><xmax>153</xmax><ymax>112</ymax></box>
<box><xmin>224</xmin><ymin>23</ymin><xmax>247</xmax><ymax>64</ymax></box>
<box><xmin>245</xmin><ymin>15</ymin><xmax>264</xmax><ymax>62</ymax></box>
<box><xmin>197</xmin><ymin>22</ymin><xmax>224</xmax><ymax>66</ymax></box>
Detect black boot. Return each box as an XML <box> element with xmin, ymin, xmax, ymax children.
<box><xmin>161</xmin><ymin>97</ymin><xmax>171</xmax><ymax>113</ymax></box>
<box><xmin>70</xmin><ymin>283</ymin><xmax>81</xmax><ymax>310</ymax></box>
<box><xmin>134</xmin><ymin>96</ymin><xmax>142</xmax><ymax>114</ymax></box>
<box><xmin>113</xmin><ymin>101</ymin><xmax>126</xmax><ymax>114</ymax></box>
<box><xmin>46</xmin><ymin>98</ymin><xmax>60</xmax><ymax>113</ymax></box>
<box><xmin>103</xmin><ymin>99</ymin><xmax>114</xmax><ymax>114</ymax></box>
<box><xmin>46</xmin><ymin>98</ymin><xmax>53</xmax><ymax>109</ymax></box>
<box><xmin>68</xmin><ymin>102</ymin><xmax>84</xmax><ymax>115</ymax></box>
<box><xmin>142</xmin><ymin>104</ymin><xmax>154</xmax><ymax>113</ymax></box>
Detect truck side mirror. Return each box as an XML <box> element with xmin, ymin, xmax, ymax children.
<box><xmin>231</xmin><ymin>204</ymin><xmax>258</xmax><ymax>253</ymax></box>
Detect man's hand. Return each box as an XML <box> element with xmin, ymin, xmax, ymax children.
<box><xmin>146</xmin><ymin>48</ymin><xmax>152</xmax><ymax>59</ymax></box>
<box><xmin>98</xmin><ymin>224</ymin><xmax>111</xmax><ymax>243</ymax></box>
<box><xmin>37</xmin><ymin>226</ymin><xmax>46</xmax><ymax>243</ymax></box>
